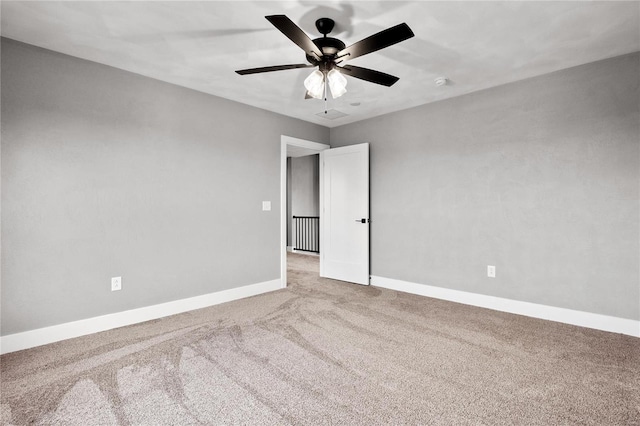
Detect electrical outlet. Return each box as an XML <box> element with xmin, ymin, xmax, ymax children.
<box><xmin>487</xmin><ymin>265</ymin><xmax>496</xmax><ymax>278</ymax></box>
<box><xmin>111</xmin><ymin>276</ymin><xmax>122</xmax><ymax>291</ymax></box>
<box><xmin>262</xmin><ymin>201</ymin><xmax>271</xmax><ymax>211</ymax></box>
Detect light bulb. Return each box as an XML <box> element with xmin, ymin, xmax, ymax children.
<box><xmin>304</xmin><ymin>70</ymin><xmax>325</xmax><ymax>99</ymax></box>
<box><xmin>327</xmin><ymin>69</ymin><xmax>347</xmax><ymax>99</ymax></box>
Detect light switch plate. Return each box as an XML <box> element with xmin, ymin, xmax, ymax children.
<box><xmin>262</xmin><ymin>201</ymin><xmax>271</xmax><ymax>211</ymax></box>
<box><xmin>487</xmin><ymin>265</ymin><xmax>496</xmax><ymax>278</ymax></box>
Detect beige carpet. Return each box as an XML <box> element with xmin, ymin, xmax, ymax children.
<box><xmin>1</xmin><ymin>253</ymin><xmax>639</xmax><ymax>425</ymax></box>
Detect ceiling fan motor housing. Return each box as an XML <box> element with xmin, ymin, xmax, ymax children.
<box><xmin>307</xmin><ymin>37</ymin><xmax>346</xmax><ymax>63</ymax></box>
<box><xmin>304</xmin><ymin>18</ymin><xmax>347</xmax><ymax>69</ymax></box>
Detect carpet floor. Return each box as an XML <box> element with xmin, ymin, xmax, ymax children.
<box><xmin>1</xmin><ymin>253</ymin><xmax>639</xmax><ymax>425</ymax></box>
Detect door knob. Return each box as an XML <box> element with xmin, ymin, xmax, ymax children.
<box><xmin>355</xmin><ymin>218</ymin><xmax>368</xmax><ymax>223</ymax></box>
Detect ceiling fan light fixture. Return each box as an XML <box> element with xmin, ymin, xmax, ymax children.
<box><xmin>236</xmin><ymin>16</ymin><xmax>415</xmax><ymax>100</ymax></box>
<box><xmin>327</xmin><ymin>69</ymin><xmax>347</xmax><ymax>99</ymax></box>
<box><xmin>304</xmin><ymin>70</ymin><xmax>325</xmax><ymax>99</ymax></box>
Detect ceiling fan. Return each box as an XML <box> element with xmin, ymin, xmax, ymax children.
<box><xmin>235</xmin><ymin>15</ymin><xmax>414</xmax><ymax>100</ymax></box>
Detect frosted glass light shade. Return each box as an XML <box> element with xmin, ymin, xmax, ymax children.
<box><xmin>327</xmin><ymin>69</ymin><xmax>347</xmax><ymax>99</ymax></box>
<box><xmin>304</xmin><ymin>70</ymin><xmax>325</xmax><ymax>99</ymax></box>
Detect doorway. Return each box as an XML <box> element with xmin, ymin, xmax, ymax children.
<box><xmin>280</xmin><ymin>136</ymin><xmax>330</xmax><ymax>287</ymax></box>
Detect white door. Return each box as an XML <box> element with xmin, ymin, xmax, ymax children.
<box><xmin>320</xmin><ymin>143</ymin><xmax>369</xmax><ymax>285</ymax></box>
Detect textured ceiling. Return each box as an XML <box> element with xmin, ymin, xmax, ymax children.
<box><xmin>2</xmin><ymin>1</ymin><xmax>639</xmax><ymax>128</ymax></box>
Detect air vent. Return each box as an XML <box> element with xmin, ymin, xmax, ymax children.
<box><xmin>316</xmin><ymin>109</ymin><xmax>348</xmax><ymax>120</ymax></box>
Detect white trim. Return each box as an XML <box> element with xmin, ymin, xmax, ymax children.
<box><xmin>291</xmin><ymin>249</ymin><xmax>320</xmax><ymax>257</ymax></box>
<box><xmin>0</xmin><ymin>279</ymin><xmax>281</xmax><ymax>354</ymax></box>
<box><xmin>280</xmin><ymin>135</ymin><xmax>330</xmax><ymax>290</ymax></box>
<box><xmin>371</xmin><ymin>276</ymin><xmax>640</xmax><ymax>338</ymax></box>
<box><xmin>319</xmin><ymin>149</ymin><xmax>324</xmax><ymax>278</ymax></box>
<box><xmin>282</xmin><ymin>135</ymin><xmax>330</xmax><ymax>152</ymax></box>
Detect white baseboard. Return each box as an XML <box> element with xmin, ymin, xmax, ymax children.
<box><xmin>0</xmin><ymin>279</ymin><xmax>282</xmax><ymax>355</ymax></box>
<box><xmin>287</xmin><ymin>246</ymin><xmax>319</xmax><ymax>256</ymax></box>
<box><xmin>370</xmin><ymin>276</ymin><xmax>639</xmax><ymax>338</ymax></box>
<box><xmin>290</xmin><ymin>249</ymin><xmax>320</xmax><ymax>257</ymax></box>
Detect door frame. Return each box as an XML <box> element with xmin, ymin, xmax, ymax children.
<box><xmin>280</xmin><ymin>135</ymin><xmax>330</xmax><ymax>288</ymax></box>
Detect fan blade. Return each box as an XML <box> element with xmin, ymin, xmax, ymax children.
<box><xmin>337</xmin><ymin>23</ymin><xmax>414</xmax><ymax>61</ymax></box>
<box><xmin>236</xmin><ymin>64</ymin><xmax>314</xmax><ymax>75</ymax></box>
<box><xmin>338</xmin><ymin>65</ymin><xmax>400</xmax><ymax>87</ymax></box>
<box><xmin>266</xmin><ymin>15</ymin><xmax>323</xmax><ymax>58</ymax></box>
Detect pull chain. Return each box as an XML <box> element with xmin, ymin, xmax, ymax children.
<box><xmin>324</xmin><ymin>75</ymin><xmax>328</xmax><ymax>114</ymax></box>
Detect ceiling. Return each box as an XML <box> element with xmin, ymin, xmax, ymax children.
<box><xmin>2</xmin><ymin>1</ymin><xmax>639</xmax><ymax>128</ymax></box>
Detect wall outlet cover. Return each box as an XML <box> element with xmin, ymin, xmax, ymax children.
<box><xmin>262</xmin><ymin>201</ymin><xmax>271</xmax><ymax>211</ymax></box>
<box><xmin>111</xmin><ymin>276</ymin><xmax>122</xmax><ymax>291</ymax></box>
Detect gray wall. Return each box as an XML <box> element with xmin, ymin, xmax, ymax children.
<box><xmin>286</xmin><ymin>155</ymin><xmax>319</xmax><ymax>247</ymax></box>
<box><xmin>1</xmin><ymin>38</ymin><xmax>329</xmax><ymax>335</ymax></box>
<box><xmin>2</xmin><ymin>36</ymin><xmax>638</xmax><ymax>336</ymax></box>
<box><xmin>331</xmin><ymin>53</ymin><xmax>640</xmax><ymax>321</ymax></box>
<box><xmin>290</xmin><ymin>155</ymin><xmax>320</xmax><ymax>220</ymax></box>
